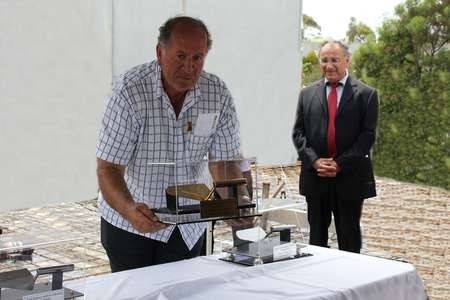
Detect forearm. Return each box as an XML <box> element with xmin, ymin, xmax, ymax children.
<box><xmin>292</xmin><ymin>106</ymin><xmax>307</xmax><ymax>157</ymax></box>
<box><xmin>293</xmin><ymin>126</ymin><xmax>319</xmax><ymax>169</ymax></box>
<box><xmin>292</xmin><ymin>97</ymin><xmax>319</xmax><ymax>168</ymax></box>
<box><xmin>96</xmin><ymin>158</ymin><xmax>134</xmax><ymax>219</ymax></box>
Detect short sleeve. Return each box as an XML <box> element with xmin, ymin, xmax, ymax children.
<box><xmin>96</xmin><ymin>87</ymin><xmax>139</xmax><ymax>165</ymax></box>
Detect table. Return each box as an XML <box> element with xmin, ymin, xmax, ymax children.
<box><xmin>65</xmin><ymin>245</ymin><xmax>426</xmax><ymax>300</ymax></box>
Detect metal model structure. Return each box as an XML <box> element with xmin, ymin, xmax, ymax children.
<box><xmin>152</xmin><ymin>159</ymin><xmax>262</xmax><ymax>225</ymax></box>
<box><xmin>220</xmin><ymin>225</ymin><xmax>312</xmax><ymax>266</ymax></box>
<box><xmin>0</xmin><ymin>264</ymin><xmax>82</xmax><ymax>299</ymax></box>
<box><xmin>155</xmin><ymin>179</ymin><xmax>256</xmax><ymax>217</ymax></box>
<box><xmin>0</xmin><ymin>229</ymin><xmax>84</xmax><ymax>299</ymax></box>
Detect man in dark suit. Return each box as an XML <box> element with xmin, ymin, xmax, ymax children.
<box><xmin>292</xmin><ymin>41</ymin><xmax>379</xmax><ymax>253</ymax></box>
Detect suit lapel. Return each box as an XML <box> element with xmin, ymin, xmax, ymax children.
<box><xmin>313</xmin><ymin>80</ymin><xmax>327</xmax><ymax>115</ymax></box>
<box><xmin>337</xmin><ymin>76</ymin><xmax>355</xmax><ymax>117</ymax></box>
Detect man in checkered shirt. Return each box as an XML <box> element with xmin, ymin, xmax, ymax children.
<box><xmin>96</xmin><ymin>16</ymin><xmax>242</xmax><ymax>272</ymax></box>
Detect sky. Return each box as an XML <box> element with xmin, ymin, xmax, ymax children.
<box><xmin>303</xmin><ymin>0</ymin><xmax>404</xmax><ymax>40</ymax></box>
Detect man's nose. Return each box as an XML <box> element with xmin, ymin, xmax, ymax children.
<box><xmin>182</xmin><ymin>58</ymin><xmax>194</xmax><ymax>73</ymax></box>
<box><xmin>324</xmin><ymin>63</ymin><xmax>336</xmax><ymax>70</ymax></box>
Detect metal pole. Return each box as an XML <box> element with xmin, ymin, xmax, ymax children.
<box><xmin>206</xmin><ymin>221</ymin><xmax>213</xmax><ymax>255</ymax></box>
<box><xmin>181</xmin><ymin>0</ymin><xmax>187</xmax><ymax>14</ymax></box>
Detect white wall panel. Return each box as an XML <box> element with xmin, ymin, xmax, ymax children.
<box><xmin>112</xmin><ymin>0</ymin><xmax>301</xmax><ymax>164</ymax></box>
<box><xmin>112</xmin><ymin>0</ymin><xmax>181</xmax><ymax>76</ymax></box>
<box><xmin>0</xmin><ymin>0</ymin><xmax>111</xmax><ymax>211</ymax></box>
<box><xmin>188</xmin><ymin>0</ymin><xmax>301</xmax><ymax>163</ymax></box>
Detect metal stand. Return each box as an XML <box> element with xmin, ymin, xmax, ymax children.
<box><xmin>0</xmin><ymin>264</ymin><xmax>83</xmax><ymax>299</ymax></box>
<box><xmin>206</xmin><ymin>221</ymin><xmax>213</xmax><ymax>255</ymax></box>
<box><xmin>221</xmin><ymin>225</ymin><xmax>311</xmax><ymax>266</ymax></box>
<box><xmin>270</xmin><ymin>224</ymin><xmax>296</xmax><ymax>242</ymax></box>
<box><xmin>36</xmin><ymin>264</ymin><xmax>75</xmax><ymax>290</ymax></box>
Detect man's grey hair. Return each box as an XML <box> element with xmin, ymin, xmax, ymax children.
<box><xmin>319</xmin><ymin>40</ymin><xmax>350</xmax><ymax>58</ymax></box>
<box><xmin>158</xmin><ymin>16</ymin><xmax>212</xmax><ymax>51</ymax></box>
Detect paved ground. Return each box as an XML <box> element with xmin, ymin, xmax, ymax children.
<box><xmin>0</xmin><ymin>164</ymin><xmax>449</xmax><ymax>299</ymax></box>
<box><xmin>361</xmin><ymin>177</ymin><xmax>450</xmax><ymax>299</ymax></box>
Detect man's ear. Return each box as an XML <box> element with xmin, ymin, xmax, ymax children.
<box><xmin>156</xmin><ymin>44</ymin><xmax>163</xmax><ymax>63</ymax></box>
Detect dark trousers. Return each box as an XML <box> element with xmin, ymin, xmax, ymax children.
<box><xmin>306</xmin><ymin>182</ymin><xmax>363</xmax><ymax>253</ymax></box>
<box><xmin>101</xmin><ymin>218</ymin><xmax>204</xmax><ymax>272</ymax></box>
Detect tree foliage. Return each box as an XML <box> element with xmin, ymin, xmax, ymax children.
<box><xmin>353</xmin><ymin>0</ymin><xmax>450</xmax><ymax>189</ymax></box>
<box><xmin>302</xmin><ymin>14</ymin><xmax>321</xmax><ymax>40</ymax></box>
<box><xmin>346</xmin><ymin>17</ymin><xmax>375</xmax><ymax>43</ymax></box>
<box><xmin>303</xmin><ymin>14</ymin><xmax>321</xmax><ymax>30</ymax></box>
<box><xmin>302</xmin><ymin>50</ymin><xmax>322</xmax><ymax>86</ymax></box>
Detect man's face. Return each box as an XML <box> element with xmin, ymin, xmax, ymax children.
<box><xmin>157</xmin><ymin>24</ymin><xmax>208</xmax><ymax>97</ymax></box>
<box><xmin>319</xmin><ymin>43</ymin><xmax>349</xmax><ymax>83</ymax></box>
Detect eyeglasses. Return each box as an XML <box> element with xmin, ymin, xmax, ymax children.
<box><xmin>319</xmin><ymin>57</ymin><xmax>343</xmax><ymax>64</ymax></box>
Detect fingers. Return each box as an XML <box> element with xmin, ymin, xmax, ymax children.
<box><xmin>225</xmin><ymin>219</ymin><xmax>245</xmax><ymax>226</ymax></box>
<box><xmin>127</xmin><ymin>203</ymin><xmax>167</xmax><ymax>233</ymax></box>
<box><xmin>315</xmin><ymin>157</ymin><xmax>339</xmax><ymax>177</ymax></box>
<box><xmin>317</xmin><ymin>166</ymin><xmax>337</xmax><ymax>177</ymax></box>
<box><xmin>136</xmin><ymin>203</ymin><xmax>158</xmax><ymax>222</ymax></box>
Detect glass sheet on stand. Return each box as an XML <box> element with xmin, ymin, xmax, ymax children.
<box><xmin>151</xmin><ymin>158</ymin><xmax>261</xmax><ymax>225</ymax></box>
<box><xmin>0</xmin><ymin>227</ymin><xmax>86</xmax><ymax>299</ymax></box>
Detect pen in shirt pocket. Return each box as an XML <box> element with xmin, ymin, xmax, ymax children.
<box><xmin>211</xmin><ymin>115</ymin><xmax>218</xmax><ymax>130</ymax></box>
<box><xmin>187</xmin><ymin>121</ymin><xmax>192</xmax><ymax>132</ymax></box>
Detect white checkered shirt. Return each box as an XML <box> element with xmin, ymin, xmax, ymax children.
<box><xmin>96</xmin><ymin>60</ymin><xmax>241</xmax><ymax>250</ymax></box>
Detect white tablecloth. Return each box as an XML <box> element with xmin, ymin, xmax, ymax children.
<box><xmin>65</xmin><ymin>246</ymin><xmax>426</xmax><ymax>300</ymax></box>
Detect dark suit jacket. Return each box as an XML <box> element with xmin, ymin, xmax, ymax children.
<box><xmin>292</xmin><ymin>76</ymin><xmax>379</xmax><ymax>200</ymax></box>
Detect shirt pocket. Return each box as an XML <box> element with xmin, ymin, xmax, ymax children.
<box><xmin>186</xmin><ymin>133</ymin><xmax>213</xmax><ymax>162</ymax></box>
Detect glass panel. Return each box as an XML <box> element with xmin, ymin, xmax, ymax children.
<box><xmin>218</xmin><ymin>162</ymin><xmax>313</xmax><ymax>266</ymax></box>
<box><xmin>0</xmin><ymin>227</ymin><xmax>86</xmax><ymax>299</ymax></box>
<box><xmin>152</xmin><ymin>158</ymin><xmax>261</xmax><ymax>224</ymax></box>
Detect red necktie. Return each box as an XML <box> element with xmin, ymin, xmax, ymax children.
<box><xmin>327</xmin><ymin>83</ymin><xmax>338</xmax><ymax>157</ymax></box>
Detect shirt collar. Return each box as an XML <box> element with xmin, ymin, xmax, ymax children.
<box><xmin>153</xmin><ymin>61</ymin><xmax>203</xmax><ymax>118</ymax></box>
<box><xmin>153</xmin><ymin>61</ymin><xmax>164</xmax><ymax>99</ymax></box>
<box><xmin>181</xmin><ymin>80</ymin><xmax>202</xmax><ymax>115</ymax></box>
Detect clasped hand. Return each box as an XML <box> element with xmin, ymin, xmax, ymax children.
<box><xmin>314</xmin><ymin>158</ymin><xmax>341</xmax><ymax>178</ymax></box>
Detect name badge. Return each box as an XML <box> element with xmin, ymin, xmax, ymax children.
<box><xmin>193</xmin><ymin>113</ymin><xmax>219</xmax><ymax>137</ymax></box>
<box><xmin>273</xmin><ymin>242</ymin><xmax>297</xmax><ymax>261</ymax></box>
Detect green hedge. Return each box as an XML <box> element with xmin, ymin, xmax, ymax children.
<box><xmin>352</xmin><ymin>0</ymin><xmax>449</xmax><ymax>189</ymax></box>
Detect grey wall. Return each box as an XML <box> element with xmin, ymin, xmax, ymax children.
<box><xmin>1</xmin><ymin>0</ymin><xmax>301</xmax><ymax>211</ymax></box>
